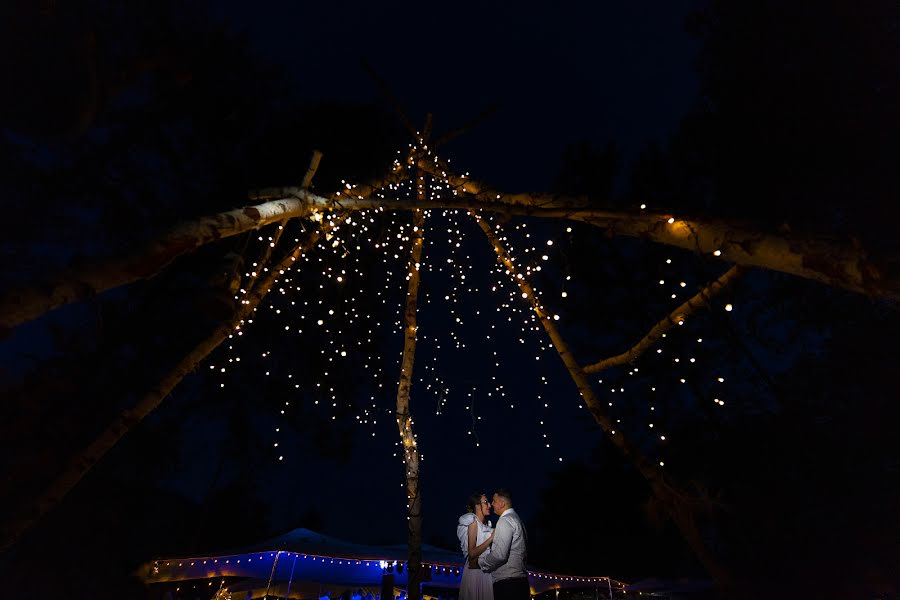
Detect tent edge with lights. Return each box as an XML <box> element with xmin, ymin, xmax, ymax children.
<box><xmin>137</xmin><ymin>528</ymin><xmax>627</xmax><ymax>598</ymax></box>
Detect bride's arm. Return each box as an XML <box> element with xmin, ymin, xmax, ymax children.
<box><xmin>468</xmin><ymin>522</ymin><xmax>494</xmax><ymax>559</ymax></box>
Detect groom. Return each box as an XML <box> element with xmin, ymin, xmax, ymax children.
<box><xmin>478</xmin><ymin>488</ymin><xmax>529</xmax><ymax>600</ymax></box>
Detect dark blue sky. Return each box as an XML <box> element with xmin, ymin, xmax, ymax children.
<box><xmin>215</xmin><ymin>1</ymin><xmax>701</xmax><ymax>191</ymax></box>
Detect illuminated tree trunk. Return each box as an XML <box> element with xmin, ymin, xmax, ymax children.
<box><xmin>395</xmin><ymin>172</ymin><xmax>427</xmax><ymax>600</ymax></box>
<box><xmin>0</xmin><ymin>219</ymin><xmax>341</xmax><ymax>553</ymax></box>
<box><xmin>472</xmin><ymin>212</ymin><xmax>738</xmax><ymax>592</ymax></box>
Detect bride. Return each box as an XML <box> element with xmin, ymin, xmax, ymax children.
<box><xmin>457</xmin><ymin>492</ymin><xmax>495</xmax><ymax>600</ymax></box>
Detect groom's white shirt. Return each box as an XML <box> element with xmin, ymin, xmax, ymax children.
<box><xmin>478</xmin><ymin>508</ymin><xmax>527</xmax><ymax>582</ymax></box>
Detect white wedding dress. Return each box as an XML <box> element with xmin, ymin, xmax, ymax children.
<box><xmin>457</xmin><ymin>513</ymin><xmax>494</xmax><ymax>600</ymax></box>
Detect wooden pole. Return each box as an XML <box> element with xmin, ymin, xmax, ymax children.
<box><xmin>395</xmin><ymin>126</ymin><xmax>430</xmax><ymax>600</ymax></box>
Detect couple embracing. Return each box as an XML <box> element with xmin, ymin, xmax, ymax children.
<box><xmin>456</xmin><ymin>489</ymin><xmax>529</xmax><ymax>600</ymax></box>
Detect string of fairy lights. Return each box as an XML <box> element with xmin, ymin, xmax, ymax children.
<box><xmin>204</xmin><ymin>145</ymin><xmax>744</xmax><ymax>484</ymax></box>
<box><xmin>149</xmin><ymin>550</ymin><xmax>630</xmax><ymax>595</ymax></box>
<box><xmin>421</xmin><ymin>153</ymin><xmax>742</xmax><ymax>469</ymax></box>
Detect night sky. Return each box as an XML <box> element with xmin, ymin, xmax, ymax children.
<box><xmin>210</xmin><ymin>1</ymin><xmax>700</xmax><ymax>191</ymax></box>
<box><xmin>1</xmin><ymin>1</ymin><xmax>899</xmax><ymax>598</ymax></box>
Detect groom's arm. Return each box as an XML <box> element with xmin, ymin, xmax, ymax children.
<box><xmin>479</xmin><ymin>518</ymin><xmax>512</xmax><ymax>572</ymax></box>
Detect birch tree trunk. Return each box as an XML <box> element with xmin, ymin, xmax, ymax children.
<box><xmin>471</xmin><ymin>212</ymin><xmax>738</xmax><ymax>593</ymax></box>
<box><xmin>417</xmin><ymin>158</ymin><xmax>897</xmax><ymax>302</ymax></box>
<box><xmin>0</xmin><ymin>220</ymin><xmax>339</xmax><ymax>553</ymax></box>
<box><xmin>395</xmin><ymin>176</ymin><xmax>427</xmax><ymax>600</ymax></box>
<box><xmin>0</xmin><ymin>168</ymin><xmax>406</xmax><ymax>333</ymax></box>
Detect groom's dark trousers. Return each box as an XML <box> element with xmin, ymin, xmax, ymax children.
<box><xmin>493</xmin><ymin>577</ymin><xmax>530</xmax><ymax>600</ymax></box>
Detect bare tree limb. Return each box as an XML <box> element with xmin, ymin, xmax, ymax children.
<box><xmin>471</xmin><ymin>212</ymin><xmax>659</xmax><ymax>477</ymax></box>
<box><xmin>361</xmin><ymin>59</ymin><xmax>417</xmax><ymax>137</ymax></box>
<box><xmin>300</xmin><ymin>150</ymin><xmax>324</xmax><ymax>190</ymax></box>
<box><xmin>432</xmin><ymin>103</ymin><xmax>500</xmax><ymax>150</ymax></box>
<box><xmin>248</xmin><ymin>150</ymin><xmax>324</xmax><ymax>295</ymax></box>
<box><xmin>583</xmin><ymin>265</ymin><xmax>747</xmax><ymax>374</ymax></box>
<box><xmin>416</xmin><ymin>155</ymin><xmax>590</xmax><ymax>209</ymax></box>
<box><xmin>421</xmin><ymin>113</ymin><xmax>433</xmax><ymax>144</ymax></box>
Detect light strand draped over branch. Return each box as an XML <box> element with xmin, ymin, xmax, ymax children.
<box><xmin>416</xmin><ymin>155</ymin><xmax>589</xmax><ymax>209</ymax></box>
<box><xmin>470</xmin><ymin>212</ymin><xmax>661</xmax><ymax>481</ymax></box>
<box><xmin>583</xmin><ymin>265</ymin><xmax>747</xmax><ymax>374</ymax></box>
<box><xmin>0</xmin><ymin>216</ymin><xmax>345</xmax><ymax>553</ymax></box>
<box><xmin>470</xmin><ymin>211</ymin><xmax>735</xmax><ymax>589</ymax></box>
<box><xmin>5</xmin><ymin>152</ymin><xmax>897</xmax><ymax>334</ymax></box>
<box><xmin>419</xmin><ymin>158</ymin><xmax>896</xmax><ymax>302</ymax></box>
<box><xmin>247</xmin><ymin>150</ymin><xmax>324</xmax><ymax>295</ymax></box>
<box><xmin>0</xmin><ymin>166</ymin><xmax>407</xmax><ymax>333</ymax></box>
<box><xmin>395</xmin><ymin>156</ymin><xmax>428</xmax><ymax>600</ymax></box>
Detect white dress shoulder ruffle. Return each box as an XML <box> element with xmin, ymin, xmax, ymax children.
<box><xmin>456</xmin><ymin>513</ymin><xmax>494</xmax><ymax>600</ymax></box>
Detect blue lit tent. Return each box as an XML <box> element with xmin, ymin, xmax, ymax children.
<box><xmin>137</xmin><ymin>528</ymin><xmax>625</xmax><ymax>599</ymax></box>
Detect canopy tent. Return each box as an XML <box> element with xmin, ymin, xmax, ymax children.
<box><xmin>137</xmin><ymin>528</ymin><xmax>626</xmax><ymax>598</ymax></box>
<box><xmin>624</xmin><ymin>578</ymin><xmax>714</xmax><ymax>595</ymax></box>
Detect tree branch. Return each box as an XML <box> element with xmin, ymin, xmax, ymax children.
<box><xmin>301</xmin><ymin>150</ymin><xmax>324</xmax><ymax>190</ymax></box>
<box><xmin>0</xmin><ymin>166</ymin><xmax>406</xmax><ymax>332</ymax></box>
<box><xmin>416</xmin><ymin>155</ymin><xmax>590</xmax><ymax>209</ymax></box>
<box><xmin>470</xmin><ymin>212</ymin><xmax>658</xmax><ymax>475</ymax></box>
<box><xmin>360</xmin><ymin>59</ymin><xmax>417</xmax><ymax>137</ymax></box>
<box><xmin>419</xmin><ymin>159</ymin><xmax>897</xmax><ymax>302</ymax></box>
<box><xmin>583</xmin><ymin>265</ymin><xmax>747</xmax><ymax>374</ymax></box>
<box><xmin>5</xmin><ymin>154</ymin><xmax>896</xmax><ymax>334</ymax></box>
<box><xmin>432</xmin><ymin>103</ymin><xmax>500</xmax><ymax>150</ymax></box>
<box><xmin>247</xmin><ymin>150</ymin><xmax>324</xmax><ymax>295</ymax></box>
